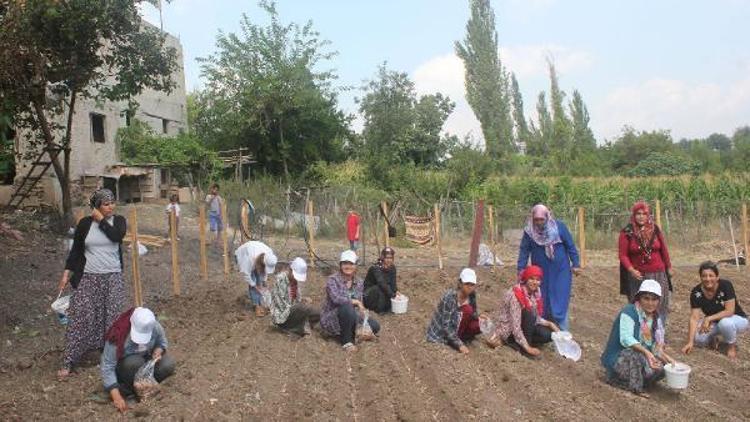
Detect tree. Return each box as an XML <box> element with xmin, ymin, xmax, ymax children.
<box><xmin>195</xmin><ymin>1</ymin><xmax>350</xmax><ymax>178</ymax></box>
<box><xmin>609</xmin><ymin>127</ymin><xmax>674</xmax><ymax>172</ymax></box>
<box><xmin>546</xmin><ymin>60</ymin><xmax>574</xmax><ymax>169</ymax></box>
<box><xmin>627</xmin><ymin>152</ymin><xmax>701</xmax><ymax>177</ymax></box>
<box><xmin>0</xmin><ymin>0</ymin><xmax>177</xmax><ymax>219</ymax></box>
<box><xmin>358</xmin><ymin>64</ymin><xmax>456</xmax><ymax>186</ymax></box>
<box><xmin>731</xmin><ymin>126</ymin><xmax>750</xmax><ymax>171</ymax></box>
<box><xmin>510</xmin><ymin>73</ymin><xmax>530</xmax><ymax>151</ymax></box>
<box><xmin>455</xmin><ymin>0</ymin><xmax>514</xmax><ymax>158</ymax></box>
<box><xmin>527</xmin><ymin>92</ymin><xmax>552</xmax><ymax>157</ymax></box>
<box><xmin>569</xmin><ymin>90</ymin><xmax>596</xmax><ymax>153</ymax></box>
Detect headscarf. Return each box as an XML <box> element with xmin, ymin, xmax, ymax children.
<box><xmin>629</xmin><ymin>201</ymin><xmax>655</xmax><ymax>245</ymax></box>
<box><xmin>89</xmin><ymin>188</ymin><xmax>115</xmax><ymax>209</ymax></box>
<box><xmin>514</xmin><ymin>265</ymin><xmax>544</xmax><ymax>316</ymax></box>
<box><xmin>104</xmin><ymin>307</ymin><xmax>135</xmax><ymax>360</ymax></box>
<box><xmin>524</xmin><ymin>204</ymin><xmax>562</xmax><ymax>259</ymax></box>
<box><xmin>377</xmin><ymin>247</ymin><xmax>396</xmax><ymax>270</ymax></box>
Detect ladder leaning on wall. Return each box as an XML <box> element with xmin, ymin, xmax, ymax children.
<box><xmin>7</xmin><ymin>145</ymin><xmax>63</xmax><ymax>208</ymax></box>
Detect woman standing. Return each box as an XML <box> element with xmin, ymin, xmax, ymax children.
<box><xmin>618</xmin><ymin>201</ymin><xmax>672</xmax><ymax>319</ymax></box>
<box><xmin>682</xmin><ymin>261</ymin><xmax>748</xmax><ymax>359</ymax></box>
<box><xmin>320</xmin><ymin>250</ymin><xmax>381</xmax><ymax>352</ymax></box>
<box><xmin>487</xmin><ymin>265</ymin><xmax>559</xmax><ymax>357</ymax></box>
<box><xmin>57</xmin><ymin>189</ymin><xmax>127</xmax><ymax>379</ymax></box>
<box><xmin>517</xmin><ymin>204</ymin><xmax>581</xmax><ymax>331</ymax></box>
<box><xmin>601</xmin><ymin>280</ymin><xmax>676</xmax><ymax>397</ymax></box>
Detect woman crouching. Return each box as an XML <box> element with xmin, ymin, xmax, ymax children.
<box><xmin>487</xmin><ymin>265</ymin><xmax>559</xmax><ymax>357</ymax></box>
<box><xmin>601</xmin><ymin>280</ymin><xmax>675</xmax><ymax>397</ymax></box>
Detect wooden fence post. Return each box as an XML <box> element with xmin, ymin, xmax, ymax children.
<box><xmin>434</xmin><ymin>203</ymin><xmax>443</xmax><ymax>270</ymax></box>
<box><xmin>488</xmin><ymin>205</ymin><xmax>497</xmax><ymax>272</ymax></box>
<box><xmin>468</xmin><ymin>200</ymin><xmax>484</xmax><ymax>268</ymax></box>
<box><xmin>578</xmin><ymin>207</ymin><xmax>586</xmax><ymax>269</ymax></box>
<box><xmin>742</xmin><ymin>203</ymin><xmax>749</xmax><ymax>268</ymax></box>
<box><xmin>129</xmin><ymin>207</ymin><xmax>143</xmax><ymax>307</ymax></box>
<box><xmin>199</xmin><ymin>205</ymin><xmax>208</xmax><ymax>282</ymax></box>
<box><xmin>382</xmin><ymin>201</ymin><xmax>390</xmax><ymax>248</ymax></box>
<box><xmin>655</xmin><ymin>199</ymin><xmax>662</xmax><ymax>228</ymax></box>
<box><xmin>222</xmin><ymin>200</ymin><xmax>229</xmax><ymax>280</ymax></box>
<box><xmin>729</xmin><ymin>216</ymin><xmax>740</xmax><ymax>270</ymax></box>
<box><xmin>170</xmin><ymin>208</ymin><xmax>180</xmax><ymax>296</ymax></box>
<box><xmin>308</xmin><ymin>199</ymin><xmax>316</xmax><ymax>268</ymax></box>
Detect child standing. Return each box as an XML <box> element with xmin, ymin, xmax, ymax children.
<box><xmin>205</xmin><ymin>184</ymin><xmax>224</xmax><ymax>247</ymax></box>
<box><xmin>165</xmin><ymin>194</ymin><xmax>181</xmax><ymax>240</ymax></box>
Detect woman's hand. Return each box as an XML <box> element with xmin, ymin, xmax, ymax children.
<box><xmin>547</xmin><ymin>321</ymin><xmax>560</xmax><ymax>332</ymax></box>
<box><xmin>458</xmin><ymin>345</ymin><xmax>470</xmax><ymax>354</ymax></box>
<box><xmin>58</xmin><ymin>271</ymin><xmax>69</xmax><ymax>293</ymax></box>
<box><xmin>644</xmin><ymin>351</ymin><xmax>662</xmax><ymax>369</ymax></box>
<box><xmin>91</xmin><ymin>208</ymin><xmax>104</xmax><ymax>222</ymax></box>
<box><xmin>681</xmin><ymin>342</ymin><xmax>694</xmax><ymax>354</ymax></box>
<box><xmin>152</xmin><ymin>348</ymin><xmax>163</xmax><ymax>362</ymax></box>
<box><xmin>110</xmin><ymin>388</ymin><xmax>128</xmax><ymax>413</ymax></box>
<box><xmin>699</xmin><ymin>319</ymin><xmax>712</xmax><ymax>334</ymax></box>
<box><xmin>351</xmin><ymin>299</ymin><xmax>363</xmax><ymax>310</ymax></box>
<box><xmin>572</xmin><ymin>267</ymin><xmax>582</xmax><ymax>276</ymax></box>
<box><xmin>629</xmin><ymin>268</ymin><xmax>643</xmax><ymax>280</ymax></box>
<box><xmin>525</xmin><ymin>346</ymin><xmax>541</xmax><ymax>357</ymax></box>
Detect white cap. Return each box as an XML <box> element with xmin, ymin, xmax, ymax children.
<box><xmin>264</xmin><ymin>252</ymin><xmax>278</xmax><ymax>275</ymax></box>
<box><xmin>637</xmin><ymin>279</ymin><xmax>662</xmax><ymax>297</ymax></box>
<box><xmin>130</xmin><ymin>307</ymin><xmax>156</xmax><ymax>345</ymax></box>
<box><xmin>460</xmin><ymin>268</ymin><xmax>477</xmax><ymax>284</ymax></box>
<box><xmin>340</xmin><ymin>250</ymin><xmax>358</xmax><ymax>264</ymax></box>
<box><xmin>290</xmin><ymin>257</ymin><xmax>307</xmax><ymax>282</ymax></box>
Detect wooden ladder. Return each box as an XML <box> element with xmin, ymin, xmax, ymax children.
<box><xmin>7</xmin><ymin>145</ymin><xmax>63</xmax><ymax>208</ymax></box>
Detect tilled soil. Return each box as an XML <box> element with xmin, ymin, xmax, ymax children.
<box><xmin>1</xmin><ymin>205</ymin><xmax>750</xmax><ymax>421</ymax></box>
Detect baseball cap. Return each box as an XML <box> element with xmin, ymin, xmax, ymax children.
<box><xmin>290</xmin><ymin>257</ymin><xmax>307</xmax><ymax>282</ymax></box>
<box><xmin>264</xmin><ymin>252</ymin><xmax>278</xmax><ymax>275</ymax></box>
<box><xmin>637</xmin><ymin>279</ymin><xmax>662</xmax><ymax>297</ymax></box>
<box><xmin>459</xmin><ymin>268</ymin><xmax>477</xmax><ymax>284</ymax></box>
<box><xmin>340</xmin><ymin>250</ymin><xmax>358</xmax><ymax>264</ymax></box>
<box><xmin>130</xmin><ymin>307</ymin><xmax>156</xmax><ymax>345</ymax></box>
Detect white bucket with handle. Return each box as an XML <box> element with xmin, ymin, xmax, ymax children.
<box><xmin>391</xmin><ymin>294</ymin><xmax>408</xmax><ymax>314</ymax></box>
<box><xmin>664</xmin><ymin>362</ymin><xmax>691</xmax><ymax>389</ymax></box>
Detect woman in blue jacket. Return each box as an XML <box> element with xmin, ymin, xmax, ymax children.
<box><xmin>517</xmin><ymin>204</ymin><xmax>581</xmax><ymax>331</ymax></box>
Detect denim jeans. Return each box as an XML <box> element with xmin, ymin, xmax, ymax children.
<box><xmin>248</xmin><ymin>279</ymin><xmax>267</xmax><ymax>307</ymax></box>
<box><xmin>694</xmin><ymin>315</ymin><xmax>749</xmax><ymax>345</ymax></box>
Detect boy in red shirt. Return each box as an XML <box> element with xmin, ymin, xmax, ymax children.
<box><xmin>346</xmin><ymin>210</ymin><xmax>361</xmax><ymax>251</ymax></box>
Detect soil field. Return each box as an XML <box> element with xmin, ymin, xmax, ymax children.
<box><xmin>1</xmin><ymin>204</ymin><xmax>749</xmax><ymax>421</ymax></box>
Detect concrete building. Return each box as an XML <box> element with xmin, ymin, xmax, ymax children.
<box><xmin>0</xmin><ymin>23</ymin><xmax>187</xmax><ymax>208</ymax></box>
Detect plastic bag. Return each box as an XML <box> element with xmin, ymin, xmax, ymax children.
<box><xmin>138</xmin><ymin>242</ymin><xmax>148</xmax><ymax>256</ymax></box>
<box><xmin>133</xmin><ymin>359</ymin><xmax>160</xmax><ymax>400</ymax></box>
<box><xmin>551</xmin><ymin>331</ymin><xmax>582</xmax><ymax>362</ymax></box>
<box><xmin>260</xmin><ymin>289</ymin><xmax>273</xmax><ymax>308</ymax></box>
<box><xmin>361</xmin><ymin>310</ymin><xmax>373</xmax><ymax>336</ymax></box>
<box><xmin>479</xmin><ymin>317</ymin><xmax>495</xmax><ymax>335</ymax></box>
<box><xmin>51</xmin><ymin>293</ymin><xmax>71</xmax><ymax>325</ymax></box>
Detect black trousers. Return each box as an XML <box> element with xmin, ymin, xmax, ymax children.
<box><xmin>338</xmin><ymin>303</ymin><xmax>381</xmax><ymax>345</ymax></box>
<box><xmin>508</xmin><ymin>309</ymin><xmax>553</xmax><ymax>347</ymax></box>
<box><xmin>363</xmin><ymin>285</ymin><xmax>391</xmax><ymax>314</ymax></box>
<box><xmin>277</xmin><ymin>303</ymin><xmax>321</xmax><ymax>334</ymax></box>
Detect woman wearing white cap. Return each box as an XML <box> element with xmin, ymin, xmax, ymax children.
<box><xmin>320</xmin><ymin>250</ymin><xmax>381</xmax><ymax>352</ymax></box>
<box><xmin>235</xmin><ymin>240</ymin><xmax>278</xmax><ymax>317</ymax></box>
<box><xmin>269</xmin><ymin>257</ymin><xmax>320</xmax><ymax>336</ymax></box>
<box><xmin>426</xmin><ymin>268</ymin><xmax>484</xmax><ymax>354</ymax></box>
<box><xmin>601</xmin><ymin>280</ymin><xmax>676</xmax><ymax>397</ymax></box>
<box><xmin>100</xmin><ymin>307</ymin><xmax>175</xmax><ymax>413</ymax></box>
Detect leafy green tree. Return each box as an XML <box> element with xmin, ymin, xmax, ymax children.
<box><xmin>610</xmin><ymin>127</ymin><xmax>674</xmax><ymax>172</ymax></box>
<box><xmin>731</xmin><ymin>126</ymin><xmax>750</xmax><ymax>171</ymax></box>
<box><xmin>528</xmin><ymin>92</ymin><xmax>553</xmax><ymax>157</ymax></box>
<box><xmin>0</xmin><ymin>0</ymin><xmax>177</xmax><ymax>218</ymax></box>
<box><xmin>569</xmin><ymin>90</ymin><xmax>596</xmax><ymax>153</ymax></box>
<box><xmin>455</xmin><ymin>0</ymin><xmax>514</xmax><ymax>158</ymax></box>
<box><xmin>510</xmin><ymin>73</ymin><xmax>530</xmax><ymax>151</ymax></box>
<box><xmin>627</xmin><ymin>152</ymin><xmax>701</xmax><ymax>177</ymax></box>
<box><xmin>196</xmin><ymin>1</ymin><xmax>349</xmax><ymax>178</ymax></box>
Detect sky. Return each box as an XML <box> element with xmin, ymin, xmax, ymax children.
<box><xmin>141</xmin><ymin>0</ymin><xmax>750</xmax><ymax>144</ymax></box>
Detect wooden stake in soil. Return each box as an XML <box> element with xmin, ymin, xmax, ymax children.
<box><xmin>434</xmin><ymin>203</ymin><xmax>444</xmax><ymax>270</ymax></box>
<box><xmin>198</xmin><ymin>205</ymin><xmax>208</xmax><ymax>282</ymax></box>
<box><xmin>241</xmin><ymin>201</ymin><xmax>251</xmax><ymax>242</ymax></box>
<box><xmin>742</xmin><ymin>203</ymin><xmax>749</xmax><ymax>268</ymax></box>
<box><xmin>655</xmin><ymin>199</ymin><xmax>662</xmax><ymax>229</ymax></box>
<box><xmin>170</xmin><ymin>208</ymin><xmax>180</xmax><ymax>296</ymax></box>
<box><xmin>468</xmin><ymin>200</ymin><xmax>485</xmax><ymax>268</ymax></box>
<box><xmin>129</xmin><ymin>207</ymin><xmax>143</xmax><ymax>307</ymax></box>
<box><xmin>307</xmin><ymin>199</ymin><xmax>315</xmax><ymax>268</ymax></box>
<box><xmin>729</xmin><ymin>216</ymin><xmax>740</xmax><ymax>270</ymax></box>
<box><xmin>578</xmin><ymin>207</ymin><xmax>586</xmax><ymax>269</ymax></box>
<box><xmin>222</xmin><ymin>199</ymin><xmax>230</xmax><ymax>280</ymax></box>
<box><xmin>488</xmin><ymin>205</ymin><xmax>497</xmax><ymax>273</ymax></box>
<box><xmin>382</xmin><ymin>201</ymin><xmax>390</xmax><ymax>248</ymax></box>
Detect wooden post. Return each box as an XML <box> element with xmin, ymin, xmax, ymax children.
<box><xmin>729</xmin><ymin>216</ymin><xmax>740</xmax><ymax>270</ymax></box>
<box><xmin>307</xmin><ymin>199</ymin><xmax>315</xmax><ymax>267</ymax></box>
<box><xmin>222</xmin><ymin>199</ymin><xmax>229</xmax><ymax>280</ymax></box>
<box><xmin>434</xmin><ymin>203</ymin><xmax>443</xmax><ymax>270</ymax></box>
<box><xmin>578</xmin><ymin>207</ymin><xmax>586</xmax><ymax>269</ymax></box>
<box><xmin>241</xmin><ymin>201</ymin><xmax>250</xmax><ymax>242</ymax></box>
<box><xmin>488</xmin><ymin>205</ymin><xmax>497</xmax><ymax>272</ymax></box>
<box><xmin>198</xmin><ymin>205</ymin><xmax>208</xmax><ymax>282</ymax></box>
<box><xmin>170</xmin><ymin>208</ymin><xmax>180</xmax><ymax>296</ymax></box>
<box><xmin>382</xmin><ymin>201</ymin><xmax>390</xmax><ymax>248</ymax></box>
<box><xmin>655</xmin><ymin>199</ymin><xmax>662</xmax><ymax>228</ymax></box>
<box><xmin>468</xmin><ymin>200</ymin><xmax>484</xmax><ymax>268</ymax></box>
<box><xmin>129</xmin><ymin>207</ymin><xmax>143</xmax><ymax>307</ymax></box>
<box><xmin>742</xmin><ymin>203</ymin><xmax>749</xmax><ymax>267</ymax></box>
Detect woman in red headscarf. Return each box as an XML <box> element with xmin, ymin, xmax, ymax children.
<box><xmin>619</xmin><ymin>201</ymin><xmax>672</xmax><ymax>318</ymax></box>
<box><xmin>487</xmin><ymin>265</ymin><xmax>560</xmax><ymax>356</ymax></box>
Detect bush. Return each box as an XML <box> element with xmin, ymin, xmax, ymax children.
<box><xmin>627</xmin><ymin>152</ymin><xmax>701</xmax><ymax>177</ymax></box>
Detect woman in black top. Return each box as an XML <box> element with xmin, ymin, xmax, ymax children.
<box><xmin>363</xmin><ymin>247</ymin><xmax>400</xmax><ymax>313</ymax></box>
<box><xmin>57</xmin><ymin>189</ymin><xmax>128</xmax><ymax>379</ymax></box>
<box><xmin>682</xmin><ymin>261</ymin><xmax>748</xmax><ymax>360</ymax></box>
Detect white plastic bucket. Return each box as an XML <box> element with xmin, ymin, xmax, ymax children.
<box><xmin>664</xmin><ymin>362</ymin><xmax>691</xmax><ymax>389</ymax></box>
<box><xmin>391</xmin><ymin>295</ymin><xmax>408</xmax><ymax>314</ymax></box>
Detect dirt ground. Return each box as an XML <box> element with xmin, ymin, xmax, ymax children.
<box><xmin>1</xmin><ymin>203</ymin><xmax>750</xmax><ymax>421</ymax></box>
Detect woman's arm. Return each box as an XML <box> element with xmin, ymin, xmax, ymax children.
<box><xmin>682</xmin><ymin>308</ymin><xmax>703</xmax><ymax>353</ymax></box>
<box><xmin>517</xmin><ymin>234</ymin><xmax>532</xmax><ymax>272</ymax></box>
<box><xmin>559</xmin><ymin>222</ymin><xmax>580</xmax><ymax>269</ymax></box>
<box><xmin>618</xmin><ymin>232</ymin><xmax>635</xmax><ymax>271</ymax></box>
<box><xmin>98</xmin><ymin>215</ymin><xmax>127</xmax><ymax>243</ymax></box>
<box><xmin>657</xmin><ymin>229</ymin><xmax>672</xmax><ymax>272</ymax></box>
<box><xmin>326</xmin><ymin>278</ymin><xmax>352</xmax><ymax>306</ymax></box>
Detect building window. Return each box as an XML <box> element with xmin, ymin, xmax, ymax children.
<box><xmin>162</xmin><ymin>119</ymin><xmax>169</xmax><ymax>134</ymax></box>
<box><xmin>91</xmin><ymin>113</ymin><xmax>106</xmax><ymax>143</ymax></box>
